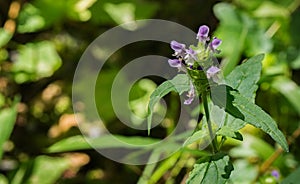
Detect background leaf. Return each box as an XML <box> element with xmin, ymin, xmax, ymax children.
<box><xmin>12</xmin><ymin>41</ymin><xmax>62</xmax><ymax>83</ymax></box>
<box><xmin>0</xmin><ymin>98</ymin><xmax>18</xmax><ymax>159</ymax></box>
<box><xmin>47</xmin><ymin>135</ymin><xmax>161</xmax><ymax>153</ymax></box>
<box><xmin>214</xmin><ymin>3</ymin><xmax>272</xmax><ymax>75</ymax></box>
<box><xmin>281</xmin><ymin>166</ymin><xmax>300</xmax><ymax>184</ymax></box>
<box><xmin>24</xmin><ymin>156</ymin><xmax>69</xmax><ymax>184</ymax></box>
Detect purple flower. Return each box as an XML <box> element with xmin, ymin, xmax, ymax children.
<box><xmin>170</xmin><ymin>40</ymin><xmax>186</xmax><ymax>53</ymax></box>
<box><xmin>271</xmin><ymin>170</ymin><xmax>280</xmax><ymax>180</ymax></box>
<box><xmin>206</xmin><ymin>66</ymin><xmax>221</xmax><ymax>82</ymax></box>
<box><xmin>184</xmin><ymin>47</ymin><xmax>197</xmax><ymax>64</ymax></box>
<box><xmin>209</xmin><ymin>37</ymin><xmax>222</xmax><ymax>53</ymax></box>
<box><xmin>184</xmin><ymin>83</ymin><xmax>195</xmax><ymax>105</ymax></box>
<box><xmin>197</xmin><ymin>25</ymin><xmax>209</xmax><ymax>42</ymax></box>
<box><xmin>168</xmin><ymin>59</ymin><xmax>182</xmax><ymax>68</ymax></box>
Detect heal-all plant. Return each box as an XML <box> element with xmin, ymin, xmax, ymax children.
<box><xmin>146</xmin><ymin>25</ymin><xmax>289</xmax><ymax>184</ymax></box>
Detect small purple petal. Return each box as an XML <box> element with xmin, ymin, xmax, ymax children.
<box><xmin>186</xmin><ymin>48</ymin><xmax>196</xmax><ymax>55</ymax></box>
<box><xmin>184</xmin><ymin>84</ymin><xmax>195</xmax><ymax>105</ymax></box>
<box><xmin>209</xmin><ymin>37</ymin><xmax>222</xmax><ymax>52</ymax></box>
<box><xmin>185</xmin><ymin>48</ymin><xmax>197</xmax><ymax>61</ymax></box>
<box><xmin>184</xmin><ymin>97</ymin><xmax>194</xmax><ymax>105</ymax></box>
<box><xmin>170</xmin><ymin>40</ymin><xmax>186</xmax><ymax>52</ymax></box>
<box><xmin>197</xmin><ymin>25</ymin><xmax>209</xmax><ymax>42</ymax></box>
<box><xmin>206</xmin><ymin>66</ymin><xmax>221</xmax><ymax>82</ymax></box>
<box><xmin>168</xmin><ymin>59</ymin><xmax>182</xmax><ymax>68</ymax></box>
<box><xmin>271</xmin><ymin>170</ymin><xmax>280</xmax><ymax>180</ymax></box>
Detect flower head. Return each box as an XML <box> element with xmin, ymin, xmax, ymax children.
<box><xmin>197</xmin><ymin>25</ymin><xmax>209</xmax><ymax>42</ymax></box>
<box><xmin>167</xmin><ymin>25</ymin><xmax>223</xmax><ymax>105</ymax></box>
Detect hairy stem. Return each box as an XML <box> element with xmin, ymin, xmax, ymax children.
<box><xmin>202</xmin><ymin>92</ymin><xmax>218</xmax><ymax>153</ymax></box>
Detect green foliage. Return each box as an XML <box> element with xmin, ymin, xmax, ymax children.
<box><xmin>147</xmin><ymin>74</ymin><xmax>190</xmax><ymax>134</ymax></box>
<box><xmin>25</xmin><ymin>156</ymin><xmax>70</xmax><ymax>184</ymax></box>
<box><xmin>12</xmin><ymin>41</ymin><xmax>62</xmax><ymax>83</ymax></box>
<box><xmin>226</xmin><ymin>89</ymin><xmax>288</xmax><ymax>152</ymax></box>
<box><xmin>90</xmin><ymin>0</ymin><xmax>159</xmax><ymax>25</ymax></box>
<box><xmin>1</xmin><ymin>0</ymin><xmax>300</xmax><ymax>183</ymax></box>
<box><xmin>47</xmin><ymin>135</ymin><xmax>160</xmax><ymax>153</ymax></box>
<box><xmin>214</xmin><ymin>3</ymin><xmax>272</xmax><ymax>75</ymax></box>
<box><xmin>0</xmin><ymin>98</ymin><xmax>19</xmax><ymax>159</ymax></box>
<box><xmin>186</xmin><ymin>153</ymin><xmax>233</xmax><ymax>184</ymax></box>
<box><xmin>0</xmin><ymin>28</ymin><xmax>12</xmax><ymax>48</ymax></box>
<box><xmin>281</xmin><ymin>166</ymin><xmax>300</xmax><ymax>184</ymax></box>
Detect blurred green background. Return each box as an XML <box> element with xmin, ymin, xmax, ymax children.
<box><xmin>0</xmin><ymin>0</ymin><xmax>300</xmax><ymax>183</ymax></box>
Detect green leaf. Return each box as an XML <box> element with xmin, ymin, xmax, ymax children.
<box><xmin>104</xmin><ymin>3</ymin><xmax>136</xmax><ymax>30</ymax></box>
<box><xmin>212</xmin><ymin>85</ymin><xmax>288</xmax><ymax>152</ymax></box>
<box><xmin>229</xmin><ymin>159</ymin><xmax>258</xmax><ymax>183</ymax></box>
<box><xmin>217</xmin><ymin>126</ymin><xmax>243</xmax><ymax>141</ymax></box>
<box><xmin>90</xmin><ymin>0</ymin><xmax>159</xmax><ymax>25</ymax></box>
<box><xmin>183</xmin><ymin>129</ymin><xmax>209</xmax><ymax>147</ymax></box>
<box><xmin>226</xmin><ymin>54</ymin><xmax>263</xmax><ymax>101</ymax></box>
<box><xmin>0</xmin><ymin>98</ymin><xmax>19</xmax><ymax>159</ymax></box>
<box><xmin>25</xmin><ymin>156</ymin><xmax>69</xmax><ymax>184</ymax></box>
<box><xmin>12</xmin><ymin>41</ymin><xmax>62</xmax><ymax>83</ymax></box>
<box><xmin>214</xmin><ymin>3</ymin><xmax>272</xmax><ymax>75</ymax></box>
<box><xmin>210</xmin><ymin>85</ymin><xmax>245</xmax><ymax>120</ymax></box>
<box><xmin>147</xmin><ymin>74</ymin><xmax>190</xmax><ymax>134</ymax></box>
<box><xmin>281</xmin><ymin>166</ymin><xmax>300</xmax><ymax>184</ymax></box>
<box><xmin>186</xmin><ymin>153</ymin><xmax>233</xmax><ymax>184</ymax></box>
<box><xmin>0</xmin><ymin>174</ymin><xmax>8</xmax><ymax>184</ymax></box>
<box><xmin>253</xmin><ymin>1</ymin><xmax>289</xmax><ymax>18</ymax></box>
<box><xmin>11</xmin><ymin>164</ymin><xmax>27</xmax><ymax>184</ymax></box>
<box><xmin>0</xmin><ymin>28</ymin><xmax>13</xmax><ymax>48</ymax></box>
<box><xmin>219</xmin><ymin>54</ymin><xmax>264</xmax><ymax>132</ymax></box>
<box><xmin>231</xmin><ymin>90</ymin><xmax>288</xmax><ymax>152</ymax></box>
<box><xmin>47</xmin><ymin>135</ymin><xmax>160</xmax><ymax>153</ymax></box>
<box><xmin>271</xmin><ymin>77</ymin><xmax>300</xmax><ymax>115</ymax></box>
<box><xmin>17</xmin><ymin>3</ymin><xmax>46</xmax><ymax>33</ymax></box>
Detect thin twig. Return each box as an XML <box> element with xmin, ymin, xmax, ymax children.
<box><xmin>259</xmin><ymin>125</ymin><xmax>300</xmax><ymax>174</ymax></box>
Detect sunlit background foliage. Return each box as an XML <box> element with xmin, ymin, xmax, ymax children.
<box><xmin>0</xmin><ymin>0</ymin><xmax>300</xmax><ymax>183</ymax></box>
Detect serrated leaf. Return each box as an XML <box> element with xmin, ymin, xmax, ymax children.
<box><xmin>219</xmin><ymin>54</ymin><xmax>264</xmax><ymax>132</ymax></box>
<box><xmin>226</xmin><ymin>54</ymin><xmax>263</xmax><ymax>101</ymax></box>
<box><xmin>211</xmin><ymin>85</ymin><xmax>245</xmax><ymax>120</ymax></box>
<box><xmin>217</xmin><ymin>126</ymin><xmax>243</xmax><ymax>141</ymax></box>
<box><xmin>230</xmin><ymin>90</ymin><xmax>288</xmax><ymax>152</ymax></box>
<box><xmin>147</xmin><ymin>74</ymin><xmax>190</xmax><ymax>134</ymax></box>
<box><xmin>186</xmin><ymin>153</ymin><xmax>233</xmax><ymax>184</ymax></box>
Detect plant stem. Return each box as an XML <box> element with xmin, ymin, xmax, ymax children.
<box><xmin>202</xmin><ymin>92</ymin><xmax>218</xmax><ymax>154</ymax></box>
